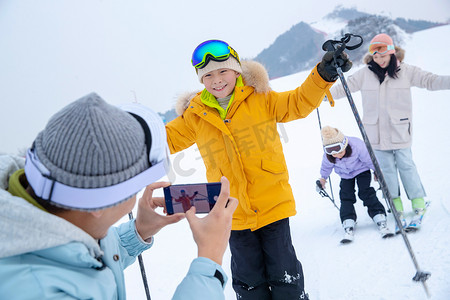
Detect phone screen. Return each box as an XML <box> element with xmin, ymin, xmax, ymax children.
<box><xmin>164</xmin><ymin>182</ymin><xmax>221</xmax><ymax>214</ymax></box>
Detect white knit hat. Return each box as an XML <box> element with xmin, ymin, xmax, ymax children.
<box><xmin>196</xmin><ymin>56</ymin><xmax>242</xmax><ymax>83</ymax></box>
<box><xmin>321</xmin><ymin>126</ymin><xmax>347</xmax><ymax>146</ymax></box>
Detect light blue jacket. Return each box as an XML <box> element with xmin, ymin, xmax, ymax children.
<box><xmin>320</xmin><ymin>136</ymin><xmax>374</xmax><ymax>180</ymax></box>
<box><xmin>0</xmin><ymin>154</ymin><xmax>227</xmax><ymax>299</ymax></box>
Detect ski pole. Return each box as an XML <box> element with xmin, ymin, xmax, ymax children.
<box><xmin>196</xmin><ymin>192</ymin><xmax>209</xmax><ymax>198</ymax></box>
<box><xmin>315</xmin><ymin>180</ymin><xmax>340</xmax><ymax>211</ymax></box>
<box><xmin>128</xmin><ymin>212</ymin><xmax>151</xmax><ymax>300</ymax></box>
<box><xmin>322</xmin><ymin>33</ymin><xmax>431</xmax><ymax>297</ymax></box>
<box><xmin>376</xmin><ymin>182</ymin><xmax>391</xmax><ymax>213</ymax></box>
<box><xmin>316</xmin><ymin>108</ymin><xmax>337</xmax><ymax>202</ymax></box>
<box><xmin>323</xmin><ymin>34</ymin><xmax>393</xmax><ymax>215</ymax></box>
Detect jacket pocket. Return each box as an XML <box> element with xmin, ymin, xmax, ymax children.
<box><xmin>390</xmin><ymin>117</ymin><xmax>411</xmax><ymax>144</ymax></box>
<box><xmin>261</xmin><ymin>159</ymin><xmax>286</xmax><ymax>174</ymax></box>
<box><xmin>363</xmin><ymin>115</ymin><xmax>380</xmax><ymax>145</ymax></box>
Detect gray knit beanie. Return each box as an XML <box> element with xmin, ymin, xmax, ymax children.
<box><xmin>32</xmin><ymin>93</ymin><xmax>149</xmax><ymax>189</ymax></box>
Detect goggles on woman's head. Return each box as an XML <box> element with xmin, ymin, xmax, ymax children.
<box><xmin>369</xmin><ymin>42</ymin><xmax>395</xmax><ymax>55</ymax></box>
<box><xmin>324</xmin><ymin>137</ymin><xmax>348</xmax><ymax>155</ymax></box>
<box><xmin>191</xmin><ymin>39</ymin><xmax>240</xmax><ymax>69</ymax></box>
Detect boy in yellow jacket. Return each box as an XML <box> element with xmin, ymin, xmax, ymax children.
<box><xmin>166</xmin><ymin>39</ymin><xmax>351</xmax><ymax>299</ymax></box>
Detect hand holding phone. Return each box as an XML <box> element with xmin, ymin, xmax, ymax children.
<box><xmin>164</xmin><ymin>182</ymin><xmax>221</xmax><ymax>215</ymax></box>
<box><xmin>135</xmin><ymin>181</ymin><xmax>185</xmax><ymax>241</ymax></box>
<box><xmin>185</xmin><ymin>176</ymin><xmax>239</xmax><ymax>265</ymax></box>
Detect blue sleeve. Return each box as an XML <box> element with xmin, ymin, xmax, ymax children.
<box><xmin>105</xmin><ymin>220</ymin><xmax>153</xmax><ymax>269</ymax></box>
<box><xmin>172</xmin><ymin>257</ymin><xmax>227</xmax><ymax>300</ymax></box>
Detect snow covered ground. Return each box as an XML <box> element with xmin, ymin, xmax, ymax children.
<box><xmin>122</xmin><ymin>24</ymin><xmax>450</xmax><ymax>300</ymax></box>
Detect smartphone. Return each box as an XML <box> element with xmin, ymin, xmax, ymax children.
<box><xmin>164</xmin><ymin>182</ymin><xmax>221</xmax><ymax>215</ymax></box>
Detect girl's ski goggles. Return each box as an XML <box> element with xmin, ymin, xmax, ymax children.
<box><xmin>191</xmin><ymin>40</ymin><xmax>240</xmax><ymax>69</ymax></box>
<box><xmin>369</xmin><ymin>42</ymin><xmax>395</xmax><ymax>55</ymax></box>
<box><xmin>324</xmin><ymin>137</ymin><xmax>348</xmax><ymax>155</ymax></box>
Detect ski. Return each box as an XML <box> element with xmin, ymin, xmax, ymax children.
<box><xmin>377</xmin><ymin>223</ymin><xmax>394</xmax><ymax>238</ymax></box>
<box><xmin>380</xmin><ymin>230</ymin><xmax>395</xmax><ymax>238</ymax></box>
<box><xmin>405</xmin><ymin>202</ymin><xmax>430</xmax><ymax>232</ymax></box>
<box><xmin>395</xmin><ymin>215</ymin><xmax>408</xmax><ymax>234</ymax></box>
<box><xmin>405</xmin><ymin>219</ymin><xmax>422</xmax><ymax>232</ymax></box>
<box><xmin>340</xmin><ymin>224</ymin><xmax>393</xmax><ymax>243</ymax></box>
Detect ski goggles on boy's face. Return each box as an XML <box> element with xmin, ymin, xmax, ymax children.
<box><xmin>191</xmin><ymin>39</ymin><xmax>240</xmax><ymax>69</ymax></box>
<box><xmin>324</xmin><ymin>137</ymin><xmax>348</xmax><ymax>155</ymax></box>
<box><xmin>369</xmin><ymin>42</ymin><xmax>395</xmax><ymax>55</ymax></box>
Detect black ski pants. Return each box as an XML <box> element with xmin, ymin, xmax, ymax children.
<box><xmin>229</xmin><ymin>218</ymin><xmax>308</xmax><ymax>300</ymax></box>
<box><xmin>339</xmin><ymin>170</ymin><xmax>386</xmax><ymax>223</ymax></box>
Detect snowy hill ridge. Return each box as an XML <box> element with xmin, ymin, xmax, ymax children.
<box><xmin>158</xmin><ymin>6</ymin><xmax>446</xmax><ymax>123</ymax></box>
<box><xmin>254</xmin><ymin>6</ymin><xmax>446</xmax><ymax>79</ymax></box>
<box><xmin>124</xmin><ymin>24</ymin><xmax>450</xmax><ymax>300</ymax></box>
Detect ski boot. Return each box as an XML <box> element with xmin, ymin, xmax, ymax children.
<box><xmin>406</xmin><ymin>198</ymin><xmax>427</xmax><ymax>232</ymax></box>
<box><xmin>395</xmin><ymin>212</ymin><xmax>408</xmax><ymax>234</ymax></box>
<box><xmin>373</xmin><ymin>214</ymin><xmax>394</xmax><ymax>238</ymax></box>
<box><xmin>340</xmin><ymin>219</ymin><xmax>355</xmax><ymax>244</ymax></box>
<box><xmin>406</xmin><ymin>208</ymin><xmax>426</xmax><ymax>232</ymax></box>
<box><xmin>392</xmin><ymin>197</ymin><xmax>407</xmax><ymax>234</ymax></box>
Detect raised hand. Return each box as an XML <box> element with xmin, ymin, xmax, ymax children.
<box><xmin>317</xmin><ymin>51</ymin><xmax>352</xmax><ymax>82</ymax></box>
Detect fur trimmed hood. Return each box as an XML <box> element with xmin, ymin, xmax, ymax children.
<box><xmin>175</xmin><ymin>60</ymin><xmax>271</xmax><ymax>116</ymax></box>
<box><xmin>363</xmin><ymin>46</ymin><xmax>405</xmax><ymax>64</ymax></box>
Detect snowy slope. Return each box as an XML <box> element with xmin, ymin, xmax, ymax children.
<box><xmin>309</xmin><ymin>18</ymin><xmax>348</xmax><ymax>39</ymax></box>
<box><xmin>124</xmin><ymin>25</ymin><xmax>450</xmax><ymax>299</ymax></box>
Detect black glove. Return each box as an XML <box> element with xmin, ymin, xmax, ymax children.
<box><xmin>317</xmin><ymin>51</ymin><xmax>352</xmax><ymax>82</ymax></box>
<box><xmin>194</xmin><ymin>191</ymin><xmax>198</xmax><ymax>195</ymax></box>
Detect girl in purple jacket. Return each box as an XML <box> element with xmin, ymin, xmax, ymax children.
<box><xmin>319</xmin><ymin>126</ymin><xmax>393</xmax><ymax>243</ymax></box>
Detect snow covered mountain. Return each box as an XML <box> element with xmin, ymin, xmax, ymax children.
<box><xmin>254</xmin><ymin>6</ymin><xmax>446</xmax><ymax>79</ymax></box>
<box><xmin>157</xmin><ymin>6</ymin><xmax>447</xmax><ymax>123</ymax></box>
<box><xmin>123</xmin><ymin>24</ymin><xmax>450</xmax><ymax>300</ymax></box>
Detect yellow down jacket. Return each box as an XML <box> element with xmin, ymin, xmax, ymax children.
<box><xmin>166</xmin><ymin>61</ymin><xmax>333</xmax><ymax>230</ymax></box>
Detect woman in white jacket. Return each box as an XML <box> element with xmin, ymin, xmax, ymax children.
<box><xmin>329</xmin><ymin>33</ymin><xmax>450</xmax><ymax>231</ymax></box>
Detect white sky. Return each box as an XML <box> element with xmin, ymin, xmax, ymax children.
<box><xmin>0</xmin><ymin>0</ymin><xmax>449</xmax><ymax>153</ymax></box>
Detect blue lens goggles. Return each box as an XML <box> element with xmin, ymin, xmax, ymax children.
<box><xmin>191</xmin><ymin>39</ymin><xmax>240</xmax><ymax>69</ymax></box>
